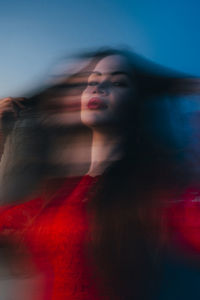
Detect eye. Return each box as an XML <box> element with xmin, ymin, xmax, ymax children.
<box><xmin>88</xmin><ymin>81</ymin><xmax>98</xmax><ymax>86</ymax></box>
<box><xmin>112</xmin><ymin>81</ymin><xmax>127</xmax><ymax>87</ymax></box>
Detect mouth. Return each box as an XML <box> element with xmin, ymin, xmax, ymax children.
<box><xmin>87</xmin><ymin>98</ymin><xmax>108</xmax><ymax>110</ymax></box>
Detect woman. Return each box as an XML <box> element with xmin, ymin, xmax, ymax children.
<box><xmin>0</xmin><ymin>48</ymin><xmax>199</xmax><ymax>300</ymax></box>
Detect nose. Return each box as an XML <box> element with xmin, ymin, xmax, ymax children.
<box><xmin>93</xmin><ymin>81</ymin><xmax>109</xmax><ymax>95</ymax></box>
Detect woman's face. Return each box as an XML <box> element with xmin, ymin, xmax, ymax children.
<box><xmin>39</xmin><ymin>58</ymin><xmax>94</xmax><ymax>128</ymax></box>
<box><xmin>39</xmin><ymin>74</ymin><xmax>87</xmax><ymax>128</ymax></box>
<box><xmin>81</xmin><ymin>55</ymin><xmax>135</xmax><ymax>128</ymax></box>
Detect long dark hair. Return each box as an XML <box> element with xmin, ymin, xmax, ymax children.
<box><xmin>0</xmin><ymin>48</ymin><xmax>200</xmax><ymax>299</ymax></box>
<box><xmin>79</xmin><ymin>49</ymin><xmax>200</xmax><ymax>299</ymax></box>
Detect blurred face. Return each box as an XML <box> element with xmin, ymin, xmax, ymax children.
<box><xmin>39</xmin><ymin>74</ymin><xmax>88</xmax><ymax>128</ymax></box>
<box><xmin>81</xmin><ymin>55</ymin><xmax>135</xmax><ymax>128</ymax></box>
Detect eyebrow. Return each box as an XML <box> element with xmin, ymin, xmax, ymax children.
<box><xmin>90</xmin><ymin>71</ymin><xmax>130</xmax><ymax>77</ymax></box>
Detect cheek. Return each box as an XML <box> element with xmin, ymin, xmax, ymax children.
<box><xmin>111</xmin><ymin>90</ymin><xmax>134</xmax><ymax>112</ymax></box>
<box><xmin>81</xmin><ymin>89</ymin><xmax>90</xmax><ymax>106</ymax></box>
<box><xmin>80</xmin><ymin>92</ymin><xmax>90</xmax><ymax>124</ymax></box>
<box><xmin>80</xmin><ymin>92</ymin><xmax>86</xmax><ymax>108</ymax></box>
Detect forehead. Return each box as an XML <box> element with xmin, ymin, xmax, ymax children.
<box><xmin>93</xmin><ymin>55</ymin><xmax>131</xmax><ymax>74</ymax></box>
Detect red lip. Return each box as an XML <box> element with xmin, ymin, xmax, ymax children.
<box><xmin>87</xmin><ymin>98</ymin><xmax>108</xmax><ymax>110</ymax></box>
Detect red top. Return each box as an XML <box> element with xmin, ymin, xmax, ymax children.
<box><xmin>163</xmin><ymin>188</ymin><xmax>200</xmax><ymax>256</ymax></box>
<box><xmin>0</xmin><ymin>177</ymin><xmax>200</xmax><ymax>299</ymax></box>
<box><xmin>0</xmin><ymin>175</ymin><xmax>105</xmax><ymax>300</ymax></box>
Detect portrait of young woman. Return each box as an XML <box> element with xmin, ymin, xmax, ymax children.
<box><xmin>0</xmin><ymin>48</ymin><xmax>199</xmax><ymax>300</ymax></box>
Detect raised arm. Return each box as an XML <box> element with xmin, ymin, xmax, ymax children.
<box><xmin>0</xmin><ymin>97</ymin><xmax>26</xmax><ymax>159</ymax></box>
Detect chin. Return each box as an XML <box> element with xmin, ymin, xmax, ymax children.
<box><xmin>81</xmin><ymin>113</ymin><xmax>111</xmax><ymax>129</ymax></box>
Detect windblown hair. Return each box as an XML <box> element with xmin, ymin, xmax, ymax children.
<box><xmin>0</xmin><ymin>48</ymin><xmax>200</xmax><ymax>299</ymax></box>
<box><xmin>81</xmin><ymin>49</ymin><xmax>200</xmax><ymax>299</ymax></box>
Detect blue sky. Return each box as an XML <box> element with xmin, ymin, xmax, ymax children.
<box><xmin>0</xmin><ymin>0</ymin><xmax>200</xmax><ymax>97</ymax></box>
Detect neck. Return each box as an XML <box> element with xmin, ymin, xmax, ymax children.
<box><xmin>87</xmin><ymin>128</ymin><xmax>123</xmax><ymax>177</ymax></box>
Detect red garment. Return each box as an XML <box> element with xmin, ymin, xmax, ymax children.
<box><xmin>0</xmin><ymin>175</ymin><xmax>104</xmax><ymax>300</ymax></box>
<box><xmin>1</xmin><ymin>175</ymin><xmax>200</xmax><ymax>299</ymax></box>
<box><xmin>163</xmin><ymin>189</ymin><xmax>200</xmax><ymax>256</ymax></box>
